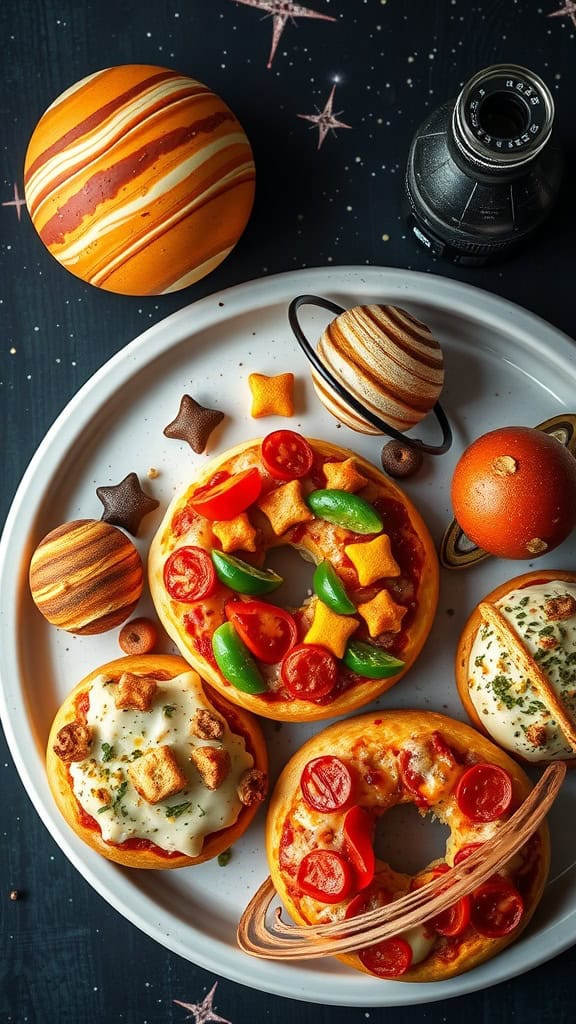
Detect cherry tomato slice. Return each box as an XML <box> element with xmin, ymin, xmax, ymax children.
<box><xmin>358</xmin><ymin>937</ymin><xmax>413</xmax><ymax>978</ymax></box>
<box><xmin>431</xmin><ymin>894</ymin><xmax>471</xmax><ymax>937</ymax></box>
<box><xmin>163</xmin><ymin>546</ymin><xmax>217</xmax><ymax>603</ymax></box>
<box><xmin>471</xmin><ymin>878</ymin><xmax>524</xmax><ymax>937</ymax></box>
<box><xmin>225</xmin><ymin>599</ymin><xmax>297</xmax><ymax>664</ymax></box>
<box><xmin>190</xmin><ymin>467</ymin><xmax>262</xmax><ymax>521</ymax></box>
<box><xmin>297</xmin><ymin>849</ymin><xmax>354</xmax><ymax>904</ymax></box>
<box><xmin>280</xmin><ymin>643</ymin><xmax>338</xmax><ymax>701</ymax></box>
<box><xmin>261</xmin><ymin>430</ymin><xmax>314</xmax><ymax>481</ymax></box>
<box><xmin>300</xmin><ymin>755</ymin><xmax>353</xmax><ymax>813</ymax></box>
<box><xmin>455</xmin><ymin>763</ymin><xmax>513</xmax><ymax>822</ymax></box>
<box><xmin>343</xmin><ymin>805</ymin><xmax>376</xmax><ymax>890</ymax></box>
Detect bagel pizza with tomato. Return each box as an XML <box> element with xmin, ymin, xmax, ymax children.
<box><xmin>456</xmin><ymin>569</ymin><xmax>576</xmax><ymax>765</ymax></box>
<box><xmin>148</xmin><ymin>432</ymin><xmax>439</xmax><ymax>722</ymax></box>
<box><xmin>46</xmin><ymin>654</ymin><xmax>268</xmax><ymax>868</ymax></box>
<box><xmin>265</xmin><ymin>710</ymin><xmax>549</xmax><ymax>982</ymax></box>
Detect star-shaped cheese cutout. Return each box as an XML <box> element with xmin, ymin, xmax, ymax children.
<box><xmin>96</xmin><ymin>472</ymin><xmax>159</xmax><ymax>536</ymax></box>
<box><xmin>357</xmin><ymin>590</ymin><xmax>407</xmax><ymax>637</ymax></box>
<box><xmin>304</xmin><ymin>599</ymin><xmax>359</xmax><ymax>658</ymax></box>
<box><xmin>248</xmin><ymin>372</ymin><xmax>295</xmax><ymax>418</ymax></box>
<box><xmin>163</xmin><ymin>394</ymin><xmax>224</xmax><ymax>453</ymax></box>
<box><xmin>257</xmin><ymin>479</ymin><xmax>313</xmax><ymax>535</ymax></box>
<box><xmin>345</xmin><ymin>533</ymin><xmax>401</xmax><ymax>586</ymax></box>
<box><xmin>212</xmin><ymin>512</ymin><xmax>257</xmax><ymax>553</ymax></box>
<box><xmin>323</xmin><ymin>458</ymin><xmax>369</xmax><ymax>493</ymax></box>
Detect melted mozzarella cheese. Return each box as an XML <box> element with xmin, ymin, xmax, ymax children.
<box><xmin>70</xmin><ymin>672</ymin><xmax>254</xmax><ymax>856</ymax></box>
<box><xmin>467</xmin><ymin>582</ymin><xmax>576</xmax><ymax>762</ymax></box>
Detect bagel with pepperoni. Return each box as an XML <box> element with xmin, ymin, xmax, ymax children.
<box><xmin>456</xmin><ymin>569</ymin><xmax>576</xmax><ymax>765</ymax></box>
<box><xmin>265</xmin><ymin>709</ymin><xmax>549</xmax><ymax>981</ymax></box>
<box><xmin>148</xmin><ymin>433</ymin><xmax>438</xmax><ymax>722</ymax></box>
<box><xmin>46</xmin><ymin>654</ymin><xmax>268</xmax><ymax>868</ymax></box>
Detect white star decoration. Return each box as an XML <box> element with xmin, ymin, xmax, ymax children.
<box><xmin>231</xmin><ymin>0</ymin><xmax>336</xmax><ymax>68</ymax></box>
<box><xmin>174</xmin><ymin>983</ymin><xmax>232</xmax><ymax>1024</ymax></box>
<box><xmin>1</xmin><ymin>183</ymin><xmax>27</xmax><ymax>221</ymax></box>
<box><xmin>548</xmin><ymin>0</ymin><xmax>576</xmax><ymax>27</ymax></box>
<box><xmin>298</xmin><ymin>83</ymin><xmax>353</xmax><ymax>149</ymax></box>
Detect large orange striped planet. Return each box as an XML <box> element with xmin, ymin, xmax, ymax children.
<box><xmin>24</xmin><ymin>65</ymin><xmax>256</xmax><ymax>295</ymax></box>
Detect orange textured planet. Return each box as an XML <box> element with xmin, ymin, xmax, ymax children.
<box><xmin>24</xmin><ymin>64</ymin><xmax>256</xmax><ymax>295</ymax></box>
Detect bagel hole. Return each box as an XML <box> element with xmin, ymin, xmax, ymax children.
<box><xmin>374</xmin><ymin>804</ymin><xmax>451</xmax><ymax>875</ymax></box>
<box><xmin>263</xmin><ymin>547</ymin><xmax>316</xmax><ymax>609</ymax></box>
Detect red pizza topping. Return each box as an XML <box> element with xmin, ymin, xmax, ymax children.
<box><xmin>190</xmin><ymin>467</ymin><xmax>262</xmax><ymax>520</ymax></box>
<box><xmin>300</xmin><ymin>755</ymin><xmax>353</xmax><ymax>813</ymax></box>
<box><xmin>225</xmin><ymin>599</ymin><xmax>297</xmax><ymax>664</ymax></box>
<box><xmin>280</xmin><ymin>643</ymin><xmax>338</xmax><ymax>701</ymax></box>
<box><xmin>342</xmin><ymin>805</ymin><xmax>375</xmax><ymax>890</ymax></box>
<box><xmin>261</xmin><ymin>430</ymin><xmax>314</xmax><ymax>481</ymax></box>
<box><xmin>163</xmin><ymin>546</ymin><xmax>217</xmax><ymax>603</ymax></box>
<box><xmin>455</xmin><ymin>763</ymin><xmax>513</xmax><ymax>822</ymax></box>
<box><xmin>296</xmin><ymin>849</ymin><xmax>354</xmax><ymax>903</ymax></box>
<box><xmin>358</xmin><ymin>936</ymin><xmax>413</xmax><ymax>978</ymax></box>
<box><xmin>470</xmin><ymin>878</ymin><xmax>524</xmax><ymax>937</ymax></box>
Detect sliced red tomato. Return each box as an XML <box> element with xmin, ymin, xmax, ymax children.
<box><xmin>453</xmin><ymin>843</ymin><xmax>484</xmax><ymax>866</ymax></box>
<box><xmin>280</xmin><ymin>643</ymin><xmax>338</xmax><ymax>701</ymax></box>
<box><xmin>296</xmin><ymin>849</ymin><xmax>354</xmax><ymax>904</ymax></box>
<box><xmin>261</xmin><ymin>430</ymin><xmax>314</xmax><ymax>481</ymax></box>
<box><xmin>471</xmin><ymin>878</ymin><xmax>524</xmax><ymax>937</ymax></box>
<box><xmin>190</xmin><ymin>467</ymin><xmax>262</xmax><ymax>521</ymax></box>
<box><xmin>343</xmin><ymin>805</ymin><xmax>376</xmax><ymax>890</ymax></box>
<box><xmin>455</xmin><ymin>763</ymin><xmax>513</xmax><ymax>822</ymax></box>
<box><xmin>163</xmin><ymin>546</ymin><xmax>217</xmax><ymax>603</ymax></box>
<box><xmin>300</xmin><ymin>755</ymin><xmax>353</xmax><ymax>813</ymax></box>
<box><xmin>358</xmin><ymin>937</ymin><xmax>413</xmax><ymax>978</ymax></box>
<box><xmin>225</xmin><ymin>599</ymin><xmax>297</xmax><ymax>664</ymax></box>
<box><xmin>431</xmin><ymin>894</ymin><xmax>471</xmax><ymax>937</ymax></box>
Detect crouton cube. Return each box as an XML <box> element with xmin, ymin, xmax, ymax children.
<box><xmin>191</xmin><ymin>708</ymin><xmax>225</xmax><ymax>741</ymax></box>
<box><xmin>191</xmin><ymin>745</ymin><xmax>231</xmax><ymax>790</ymax></box>
<box><xmin>114</xmin><ymin>672</ymin><xmax>158</xmax><ymax>712</ymax></box>
<box><xmin>127</xmin><ymin>745</ymin><xmax>187</xmax><ymax>804</ymax></box>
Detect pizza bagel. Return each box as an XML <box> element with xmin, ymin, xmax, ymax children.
<box><xmin>148</xmin><ymin>433</ymin><xmax>438</xmax><ymax>722</ymax></box>
<box><xmin>456</xmin><ymin>569</ymin><xmax>576</xmax><ymax>765</ymax></box>
<box><xmin>265</xmin><ymin>709</ymin><xmax>549</xmax><ymax>982</ymax></box>
<box><xmin>46</xmin><ymin>654</ymin><xmax>268</xmax><ymax>869</ymax></box>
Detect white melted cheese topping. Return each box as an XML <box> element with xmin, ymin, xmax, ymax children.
<box><xmin>467</xmin><ymin>582</ymin><xmax>576</xmax><ymax>762</ymax></box>
<box><xmin>69</xmin><ymin>672</ymin><xmax>254</xmax><ymax>857</ymax></box>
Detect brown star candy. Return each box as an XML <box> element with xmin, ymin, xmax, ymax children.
<box><xmin>96</xmin><ymin>472</ymin><xmax>159</xmax><ymax>536</ymax></box>
<box><xmin>163</xmin><ymin>394</ymin><xmax>224</xmax><ymax>454</ymax></box>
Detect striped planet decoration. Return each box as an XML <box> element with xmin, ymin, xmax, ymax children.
<box><xmin>312</xmin><ymin>304</ymin><xmax>445</xmax><ymax>434</ymax></box>
<box><xmin>29</xmin><ymin>520</ymin><xmax>144</xmax><ymax>634</ymax></box>
<box><xmin>23</xmin><ymin>65</ymin><xmax>256</xmax><ymax>295</ymax></box>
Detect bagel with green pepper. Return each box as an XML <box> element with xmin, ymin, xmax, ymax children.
<box><xmin>148</xmin><ymin>433</ymin><xmax>439</xmax><ymax>722</ymax></box>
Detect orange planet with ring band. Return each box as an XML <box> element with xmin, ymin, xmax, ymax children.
<box><xmin>24</xmin><ymin>64</ymin><xmax>256</xmax><ymax>295</ymax></box>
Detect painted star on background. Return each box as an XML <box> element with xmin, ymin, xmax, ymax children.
<box><xmin>298</xmin><ymin>83</ymin><xmax>352</xmax><ymax>149</ymax></box>
<box><xmin>232</xmin><ymin>0</ymin><xmax>336</xmax><ymax>68</ymax></box>
<box><xmin>2</xmin><ymin>183</ymin><xmax>26</xmax><ymax>221</ymax></box>
<box><xmin>174</xmin><ymin>983</ymin><xmax>232</xmax><ymax>1024</ymax></box>
<box><xmin>548</xmin><ymin>1</ymin><xmax>576</xmax><ymax>27</ymax></box>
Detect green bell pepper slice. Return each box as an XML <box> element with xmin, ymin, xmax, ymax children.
<box><xmin>212</xmin><ymin>550</ymin><xmax>283</xmax><ymax>595</ymax></box>
<box><xmin>343</xmin><ymin>640</ymin><xmax>404</xmax><ymax>679</ymax></box>
<box><xmin>306</xmin><ymin>489</ymin><xmax>383</xmax><ymax>534</ymax></box>
<box><xmin>212</xmin><ymin>622</ymin><xmax>267</xmax><ymax>693</ymax></box>
<box><xmin>312</xmin><ymin>560</ymin><xmax>356</xmax><ymax>615</ymax></box>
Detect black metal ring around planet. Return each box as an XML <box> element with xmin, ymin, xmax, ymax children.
<box><xmin>288</xmin><ymin>294</ymin><xmax>453</xmax><ymax>456</ymax></box>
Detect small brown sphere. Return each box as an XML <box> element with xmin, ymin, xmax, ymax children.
<box><xmin>29</xmin><ymin>519</ymin><xmax>144</xmax><ymax>634</ymax></box>
<box><xmin>118</xmin><ymin>617</ymin><xmax>159</xmax><ymax>655</ymax></box>
<box><xmin>381</xmin><ymin>439</ymin><xmax>424</xmax><ymax>479</ymax></box>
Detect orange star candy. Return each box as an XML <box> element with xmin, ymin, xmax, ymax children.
<box><xmin>248</xmin><ymin>372</ymin><xmax>295</xmax><ymax>418</ymax></box>
<box><xmin>304</xmin><ymin>599</ymin><xmax>359</xmax><ymax>659</ymax></box>
<box><xmin>357</xmin><ymin>590</ymin><xmax>407</xmax><ymax>637</ymax></box>
<box><xmin>345</xmin><ymin>533</ymin><xmax>401</xmax><ymax>586</ymax></box>
<box><xmin>323</xmin><ymin>458</ymin><xmax>369</xmax><ymax>493</ymax></box>
<box><xmin>212</xmin><ymin>512</ymin><xmax>257</xmax><ymax>553</ymax></box>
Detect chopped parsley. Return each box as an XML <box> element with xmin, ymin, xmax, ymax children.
<box><xmin>218</xmin><ymin>849</ymin><xmax>232</xmax><ymax>867</ymax></box>
<box><xmin>98</xmin><ymin>779</ymin><xmax>128</xmax><ymax>815</ymax></box>
<box><xmin>101</xmin><ymin>742</ymin><xmax>114</xmax><ymax>762</ymax></box>
<box><xmin>165</xmin><ymin>801</ymin><xmax>192</xmax><ymax>819</ymax></box>
<box><xmin>163</xmin><ymin>705</ymin><xmax>176</xmax><ymax>718</ymax></box>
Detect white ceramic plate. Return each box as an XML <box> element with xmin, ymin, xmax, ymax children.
<box><xmin>2</xmin><ymin>266</ymin><xmax>576</xmax><ymax>1007</ymax></box>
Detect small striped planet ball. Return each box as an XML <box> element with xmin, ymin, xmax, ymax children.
<box><xmin>24</xmin><ymin>65</ymin><xmax>256</xmax><ymax>295</ymax></box>
<box><xmin>312</xmin><ymin>304</ymin><xmax>445</xmax><ymax>434</ymax></box>
<box><xmin>29</xmin><ymin>520</ymin><xmax>144</xmax><ymax>634</ymax></box>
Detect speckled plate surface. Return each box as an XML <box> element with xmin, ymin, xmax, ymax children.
<box><xmin>1</xmin><ymin>266</ymin><xmax>576</xmax><ymax>1007</ymax></box>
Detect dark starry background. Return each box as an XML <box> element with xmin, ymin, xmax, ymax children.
<box><xmin>2</xmin><ymin>1</ymin><xmax>576</xmax><ymax>1022</ymax></box>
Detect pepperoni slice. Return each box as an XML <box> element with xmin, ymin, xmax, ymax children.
<box><xmin>163</xmin><ymin>546</ymin><xmax>217</xmax><ymax>603</ymax></box>
<box><xmin>300</xmin><ymin>755</ymin><xmax>353</xmax><ymax>812</ymax></box>
<box><xmin>471</xmin><ymin>878</ymin><xmax>524</xmax><ymax>937</ymax></box>
<box><xmin>280</xmin><ymin>644</ymin><xmax>338</xmax><ymax>701</ymax></box>
<box><xmin>455</xmin><ymin>763</ymin><xmax>513</xmax><ymax>822</ymax></box>
<box><xmin>358</xmin><ymin>937</ymin><xmax>413</xmax><ymax>978</ymax></box>
<box><xmin>431</xmin><ymin>894</ymin><xmax>471</xmax><ymax>937</ymax></box>
<box><xmin>453</xmin><ymin>843</ymin><xmax>484</xmax><ymax>866</ymax></box>
<box><xmin>296</xmin><ymin>849</ymin><xmax>354</xmax><ymax>904</ymax></box>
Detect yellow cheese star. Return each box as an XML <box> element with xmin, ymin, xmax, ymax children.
<box><xmin>323</xmin><ymin>458</ymin><xmax>369</xmax><ymax>493</ymax></box>
<box><xmin>345</xmin><ymin>533</ymin><xmax>401</xmax><ymax>586</ymax></box>
<box><xmin>304</xmin><ymin>598</ymin><xmax>359</xmax><ymax>659</ymax></box>
<box><xmin>257</xmin><ymin>479</ymin><xmax>313</xmax><ymax>536</ymax></box>
<box><xmin>357</xmin><ymin>590</ymin><xmax>407</xmax><ymax>637</ymax></box>
<box><xmin>212</xmin><ymin>512</ymin><xmax>257</xmax><ymax>553</ymax></box>
<box><xmin>248</xmin><ymin>372</ymin><xmax>295</xmax><ymax>418</ymax></box>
